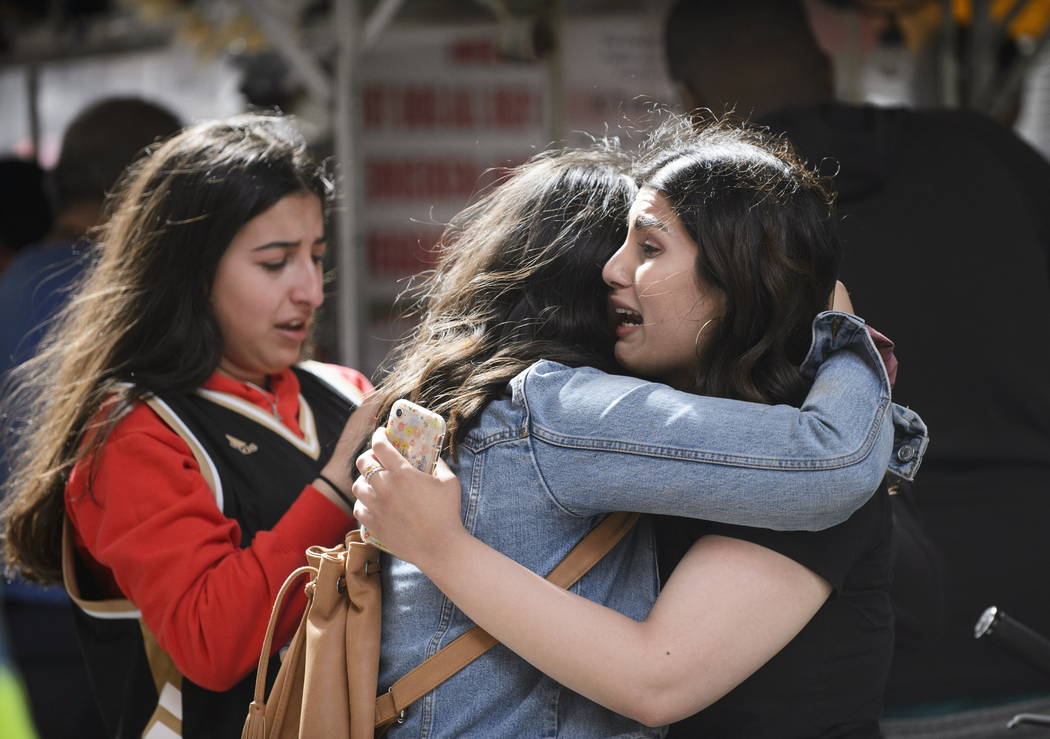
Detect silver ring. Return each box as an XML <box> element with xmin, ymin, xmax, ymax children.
<box><xmin>363</xmin><ymin>464</ymin><xmax>384</xmax><ymax>483</ymax></box>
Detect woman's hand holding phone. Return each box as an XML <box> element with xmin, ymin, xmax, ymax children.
<box><xmin>353</xmin><ymin>427</ymin><xmax>464</xmax><ymax>565</ymax></box>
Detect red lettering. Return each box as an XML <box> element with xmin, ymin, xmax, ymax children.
<box><xmin>449</xmin><ymin>39</ymin><xmax>497</xmax><ymax>65</ymax></box>
<box><xmin>404</xmin><ymin>86</ymin><xmax>437</xmax><ymax>127</ymax></box>
<box><xmin>361</xmin><ymin>84</ymin><xmax>542</xmax><ymax>132</ymax></box>
<box><xmin>363</xmin><ymin>85</ymin><xmax>383</xmax><ymax>128</ymax></box>
<box><xmin>447</xmin><ymin>88</ymin><xmax>474</xmax><ymax>127</ymax></box>
<box><xmin>366</xmin><ymin>159</ymin><xmax>487</xmax><ymax>201</ymax></box>
<box><xmin>492</xmin><ymin>87</ymin><xmax>538</xmax><ymax>127</ymax></box>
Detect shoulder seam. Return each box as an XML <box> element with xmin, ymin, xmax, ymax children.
<box><xmin>296</xmin><ymin>360</ymin><xmax>366</xmax><ymax>406</ymax></box>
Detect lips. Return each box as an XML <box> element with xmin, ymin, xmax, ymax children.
<box><xmin>614</xmin><ymin>306</ymin><xmax>643</xmax><ymax>327</ymax></box>
<box><xmin>275</xmin><ymin>318</ymin><xmax>311</xmax><ymax>341</ymax></box>
<box><xmin>610</xmin><ymin>302</ymin><xmax>643</xmax><ymax>338</ymax></box>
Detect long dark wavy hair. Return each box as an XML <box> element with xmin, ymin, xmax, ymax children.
<box><xmin>2</xmin><ymin>113</ymin><xmax>331</xmax><ymax>583</ymax></box>
<box><xmin>637</xmin><ymin>116</ymin><xmax>841</xmax><ymax>406</ymax></box>
<box><xmin>371</xmin><ymin>144</ymin><xmax>636</xmax><ymax>454</ymax></box>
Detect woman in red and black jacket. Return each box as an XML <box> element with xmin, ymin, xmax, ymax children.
<box><xmin>1</xmin><ymin>114</ymin><xmax>374</xmax><ymax>738</ymax></box>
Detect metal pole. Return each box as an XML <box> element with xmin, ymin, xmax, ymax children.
<box><xmin>546</xmin><ymin>0</ymin><xmax>564</xmax><ymax>143</ymax></box>
<box><xmin>842</xmin><ymin>11</ymin><xmax>865</xmax><ymax>103</ymax></box>
<box><xmin>1000</xmin><ymin>0</ymin><xmax>1030</xmax><ymax>41</ymax></box>
<box><xmin>334</xmin><ymin>0</ymin><xmax>363</xmax><ymax>369</ymax></box>
<box><xmin>26</xmin><ymin>64</ymin><xmax>40</xmax><ymax>161</ymax></box>
<box><xmin>941</xmin><ymin>0</ymin><xmax>959</xmax><ymax>107</ymax></box>
<box><xmin>989</xmin><ymin>20</ymin><xmax>1050</xmax><ymax>118</ymax></box>
<box><xmin>363</xmin><ymin>0</ymin><xmax>405</xmax><ymax>50</ymax></box>
<box><xmin>970</xmin><ymin>0</ymin><xmax>995</xmax><ymax>108</ymax></box>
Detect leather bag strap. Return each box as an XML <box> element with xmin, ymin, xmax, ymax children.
<box><xmin>247</xmin><ymin>565</ymin><xmax>317</xmax><ymax>708</ymax></box>
<box><xmin>374</xmin><ymin>510</ymin><xmax>639</xmax><ymax>727</ymax></box>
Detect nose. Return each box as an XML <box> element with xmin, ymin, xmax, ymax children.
<box><xmin>290</xmin><ymin>258</ymin><xmax>324</xmax><ymax>309</ymax></box>
<box><xmin>602</xmin><ymin>242</ymin><xmax>632</xmax><ymax>289</ymax></box>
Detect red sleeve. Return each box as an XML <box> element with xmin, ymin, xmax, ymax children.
<box><xmin>66</xmin><ymin>404</ymin><xmax>355</xmax><ymax>692</ymax></box>
<box><xmin>340</xmin><ymin>366</ymin><xmax>374</xmax><ymax>395</ymax></box>
<box><xmin>320</xmin><ymin>363</ymin><xmax>374</xmax><ymax>397</ymax></box>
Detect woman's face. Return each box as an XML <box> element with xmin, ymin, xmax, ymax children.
<box><xmin>211</xmin><ymin>192</ymin><xmax>326</xmax><ymax>386</ymax></box>
<box><xmin>602</xmin><ymin>187</ymin><xmax>724</xmax><ymax>389</ymax></box>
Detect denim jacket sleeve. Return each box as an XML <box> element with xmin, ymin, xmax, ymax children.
<box><xmin>516</xmin><ymin>311</ymin><xmax>928</xmax><ymax>531</ymax></box>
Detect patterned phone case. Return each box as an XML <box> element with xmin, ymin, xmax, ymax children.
<box><xmin>361</xmin><ymin>399</ymin><xmax>447</xmax><ymax>551</ymax></box>
<box><xmin>384</xmin><ymin>399</ymin><xmax>447</xmax><ymax>475</ymax></box>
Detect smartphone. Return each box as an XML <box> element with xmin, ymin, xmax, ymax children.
<box><xmin>360</xmin><ymin>399</ymin><xmax>447</xmax><ymax>551</ymax></box>
<box><xmin>383</xmin><ymin>399</ymin><xmax>447</xmax><ymax>475</ymax></box>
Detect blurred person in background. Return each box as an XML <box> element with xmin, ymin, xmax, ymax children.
<box><xmin>0</xmin><ymin>97</ymin><xmax>181</xmax><ymax>378</ymax></box>
<box><xmin>0</xmin><ymin>96</ymin><xmax>181</xmax><ymax>739</ymax></box>
<box><xmin>0</xmin><ymin>157</ymin><xmax>51</xmax><ymax>275</ymax></box>
<box><xmin>664</xmin><ymin>1</ymin><xmax>1050</xmax><ymax>736</ymax></box>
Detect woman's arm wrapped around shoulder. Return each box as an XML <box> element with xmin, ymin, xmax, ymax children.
<box><xmin>522</xmin><ymin>311</ymin><xmax>923</xmax><ymax>530</ymax></box>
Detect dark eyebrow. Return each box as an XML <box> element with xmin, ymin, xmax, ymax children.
<box><xmin>252</xmin><ymin>241</ymin><xmax>298</xmax><ymax>252</ymax></box>
<box><xmin>633</xmin><ymin>214</ymin><xmax>668</xmax><ymax>232</ymax></box>
<box><xmin>251</xmin><ymin>236</ymin><xmax>327</xmax><ymax>252</ymax></box>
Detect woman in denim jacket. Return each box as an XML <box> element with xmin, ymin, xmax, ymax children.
<box><xmin>354</xmin><ymin>121</ymin><xmax>926</xmax><ymax>737</ymax></box>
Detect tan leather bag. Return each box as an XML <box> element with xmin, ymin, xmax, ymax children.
<box><xmin>242</xmin><ymin>529</ymin><xmax>381</xmax><ymax>739</ymax></box>
<box><xmin>243</xmin><ymin>512</ymin><xmax>639</xmax><ymax>739</ymax></box>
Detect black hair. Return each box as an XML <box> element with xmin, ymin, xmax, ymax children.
<box><xmin>637</xmin><ymin>117</ymin><xmax>840</xmax><ymax>406</ymax></box>
<box><xmin>2</xmin><ymin>112</ymin><xmax>331</xmax><ymax>584</ymax></box>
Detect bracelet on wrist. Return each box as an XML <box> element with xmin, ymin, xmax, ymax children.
<box><xmin>317</xmin><ymin>472</ymin><xmax>354</xmax><ymax>510</ymax></box>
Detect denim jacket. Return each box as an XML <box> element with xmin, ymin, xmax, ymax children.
<box><xmin>379</xmin><ymin>312</ymin><xmax>928</xmax><ymax>738</ymax></box>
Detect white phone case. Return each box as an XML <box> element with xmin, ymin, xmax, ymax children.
<box><xmin>361</xmin><ymin>399</ymin><xmax>447</xmax><ymax>551</ymax></box>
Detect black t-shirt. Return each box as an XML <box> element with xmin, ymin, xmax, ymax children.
<box><xmin>659</xmin><ymin>489</ymin><xmax>893</xmax><ymax>738</ymax></box>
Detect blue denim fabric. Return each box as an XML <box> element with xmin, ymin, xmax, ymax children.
<box><xmin>379</xmin><ymin>312</ymin><xmax>927</xmax><ymax>738</ymax></box>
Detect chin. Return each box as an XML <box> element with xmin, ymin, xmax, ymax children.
<box><xmin>272</xmin><ymin>349</ymin><xmax>303</xmax><ymax>372</ymax></box>
<box><xmin>617</xmin><ymin>358</ymin><xmax>650</xmax><ymax>379</ymax></box>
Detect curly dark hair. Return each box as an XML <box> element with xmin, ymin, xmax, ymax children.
<box><xmin>635</xmin><ymin>114</ymin><xmax>841</xmax><ymax>406</ymax></box>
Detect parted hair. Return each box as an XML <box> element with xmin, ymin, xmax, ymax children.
<box><xmin>1</xmin><ymin>113</ymin><xmax>331</xmax><ymax>583</ymax></box>
<box><xmin>370</xmin><ymin>144</ymin><xmax>636</xmax><ymax>454</ymax></box>
<box><xmin>637</xmin><ymin>114</ymin><xmax>841</xmax><ymax>406</ymax></box>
